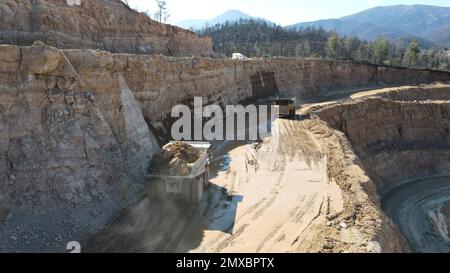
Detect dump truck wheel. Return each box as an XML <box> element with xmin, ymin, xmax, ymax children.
<box><xmin>190</xmin><ymin>178</ymin><xmax>204</xmax><ymax>204</ymax></box>
<box><xmin>203</xmin><ymin>165</ymin><xmax>210</xmax><ymax>189</ymax></box>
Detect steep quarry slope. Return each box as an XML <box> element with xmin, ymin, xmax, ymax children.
<box><xmin>0</xmin><ymin>44</ymin><xmax>158</xmax><ymax>252</ymax></box>
<box><xmin>382</xmin><ymin>176</ymin><xmax>450</xmax><ymax>252</ymax></box>
<box><xmin>61</xmin><ymin>50</ymin><xmax>450</xmax><ymax>125</ymax></box>
<box><xmin>312</xmin><ymin>85</ymin><xmax>450</xmax><ymax>252</ymax></box>
<box><xmin>316</xmin><ymin>89</ymin><xmax>450</xmax><ymax>193</ymax></box>
<box><xmin>0</xmin><ymin>0</ymin><xmax>213</xmax><ymax>56</ymax></box>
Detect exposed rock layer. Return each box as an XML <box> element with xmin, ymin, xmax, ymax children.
<box><xmin>61</xmin><ymin>51</ymin><xmax>450</xmax><ymax>124</ymax></box>
<box><xmin>303</xmin><ymin>117</ymin><xmax>411</xmax><ymax>253</ymax></box>
<box><xmin>316</xmin><ymin>90</ymin><xmax>450</xmax><ymax>194</ymax></box>
<box><xmin>0</xmin><ymin>44</ymin><xmax>159</xmax><ymax>252</ymax></box>
<box><xmin>0</xmin><ymin>0</ymin><xmax>213</xmax><ymax>56</ymax></box>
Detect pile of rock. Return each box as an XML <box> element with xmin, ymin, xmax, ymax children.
<box><xmin>151</xmin><ymin>142</ymin><xmax>201</xmax><ymax>176</ymax></box>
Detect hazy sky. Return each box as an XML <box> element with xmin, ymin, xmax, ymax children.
<box><xmin>127</xmin><ymin>0</ymin><xmax>450</xmax><ymax>26</ymax></box>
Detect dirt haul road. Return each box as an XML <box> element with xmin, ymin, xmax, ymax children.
<box><xmin>86</xmin><ymin>118</ymin><xmax>345</xmax><ymax>253</ymax></box>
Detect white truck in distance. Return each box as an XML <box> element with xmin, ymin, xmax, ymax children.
<box><xmin>232</xmin><ymin>53</ymin><xmax>247</xmax><ymax>60</ymax></box>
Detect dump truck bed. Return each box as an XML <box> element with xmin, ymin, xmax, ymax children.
<box><xmin>147</xmin><ymin>141</ymin><xmax>211</xmax><ymax>180</ymax></box>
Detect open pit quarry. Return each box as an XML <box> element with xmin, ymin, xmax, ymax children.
<box><xmin>1</xmin><ymin>0</ymin><xmax>450</xmax><ymax>253</ymax></box>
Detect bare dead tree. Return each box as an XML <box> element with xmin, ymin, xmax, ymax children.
<box><xmin>154</xmin><ymin>0</ymin><xmax>170</xmax><ymax>24</ymax></box>
<box><xmin>121</xmin><ymin>0</ymin><xmax>132</xmax><ymax>10</ymax></box>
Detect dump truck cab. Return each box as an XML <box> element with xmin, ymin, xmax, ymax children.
<box><xmin>274</xmin><ymin>98</ymin><xmax>296</xmax><ymax>119</ymax></box>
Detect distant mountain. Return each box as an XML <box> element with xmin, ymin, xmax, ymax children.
<box><xmin>177</xmin><ymin>10</ymin><xmax>273</xmax><ymax>30</ymax></box>
<box><xmin>341</xmin><ymin>5</ymin><xmax>450</xmax><ymax>36</ymax></box>
<box><xmin>288</xmin><ymin>5</ymin><xmax>450</xmax><ymax>48</ymax></box>
<box><xmin>422</xmin><ymin>25</ymin><xmax>450</xmax><ymax>46</ymax></box>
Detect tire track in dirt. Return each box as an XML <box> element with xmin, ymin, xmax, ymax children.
<box><xmin>213</xmin><ymin>170</ymin><xmax>287</xmax><ymax>250</ymax></box>
<box><xmin>292</xmin><ymin>196</ymin><xmax>326</xmax><ymax>250</ymax></box>
<box><xmin>203</xmin><ymin>189</ymin><xmax>283</xmax><ymax>252</ymax></box>
<box><xmin>255</xmin><ymin>194</ymin><xmax>321</xmax><ymax>252</ymax></box>
<box><xmin>214</xmin><ymin>224</ymin><xmax>249</xmax><ymax>252</ymax></box>
<box><xmin>250</xmin><ymin>166</ymin><xmax>286</xmax><ymax>219</ymax></box>
<box><xmin>204</xmin><ymin>178</ymin><xmax>285</xmax><ymax>252</ymax></box>
<box><xmin>205</xmin><ymin>119</ymin><xmax>328</xmax><ymax>252</ymax></box>
<box><xmin>198</xmin><ymin>197</ymin><xmax>267</xmax><ymax>252</ymax></box>
<box><xmin>256</xmin><ymin>224</ymin><xmax>284</xmax><ymax>253</ymax></box>
<box><xmin>292</xmin><ymin>194</ymin><xmax>319</xmax><ymax>224</ymax></box>
<box><xmin>255</xmin><ymin>197</ymin><xmax>307</xmax><ymax>252</ymax></box>
<box><xmin>201</xmin><ymin>141</ymin><xmax>289</xmax><ymax>252</ymax></box>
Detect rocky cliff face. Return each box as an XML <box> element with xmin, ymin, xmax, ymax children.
<box><xmin>0</xmin><ymin>43</ymin><xmax>159</xmax><ymax>252</ymax></box>
<box><xmin>64</xmin><ymin>52</ymin><xmax>448</xmax><ymax>125</ymax></box>
<box><xmin>316</xmin><ymin>95</ymin><xmax>450</xmax><ymax>194</ymax></box>
<box><xmin>302</xmin><ymin>117</ymin><xmax>411</xmax><ymax>253</ymax></box>
<box><xmin>0</xmin><ymin>0</ymin><xmax>213</xmax><ymax>56</ymax></box>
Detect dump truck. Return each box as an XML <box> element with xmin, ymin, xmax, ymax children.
<box><xmin>148</xmin><ymin>142</ymin><xmax>211</xmax><ymax>204</ymax></box>
<box><xmin>274</xmin><ymin>98</ymin><xmax>296</xmax><ymax>119</ymax></box>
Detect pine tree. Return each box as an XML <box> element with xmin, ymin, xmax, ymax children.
<box><xmin>403</xmin><ymin>40</ymin><xmax>420</xmax><ymax>67</ymax></box>
<box><xmin>371</xmin><ymin>37</ymin><xmax>389</xmax><ymax>65</ymax></box>
<box><xmin>325</xmin><ymin>30</ymin><xmax>339</xmax><ymax>59</ymax></box>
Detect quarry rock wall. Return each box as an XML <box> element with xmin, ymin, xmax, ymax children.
<box><xmin>312</xmin><ymin>89</ymin><xmax>450</xmax><ymax>252</ymax></box>
<box><xmin>304</xmin><ymin>118</ymin><xmax>411</xmax><ymax>253</ymax></box>
<box><xmin>315</xmin><ymin>97</ymin><xmax>450</xmax><ymax>194</ymax></box>
<box><xmin>0</xmin><ymin>0</ymin><xmax>214</xmax><ymax>56</ymax></box>
<box><xmin>0</xmin><ymin>44</ymin><xmax>159</xmax><ymax>251</ymax></box>
<box><xmin>64</xmin><ymin>52</ymin><xmax>448</xmax><ymax>125</ymax></box>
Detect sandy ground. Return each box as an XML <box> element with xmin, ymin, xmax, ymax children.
<box><xmin>196</xmin><ymin>119</ymin><xmax>344</xmax><ymax>253</ymax></box>
<box><xmin>85</xmin><ymin>118</ymin><xmax>344</xmax><ymax>253</ymax></box>
<box><xmin>382</xmin><ymin>176</ymin><xmax>450</xmax><ymax>253</ymax></box>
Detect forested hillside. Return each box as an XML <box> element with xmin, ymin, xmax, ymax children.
<box><xmin>199</xmin><ymin>19</ymin><xmax>449</xmax><ymax>71</ymax></box>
